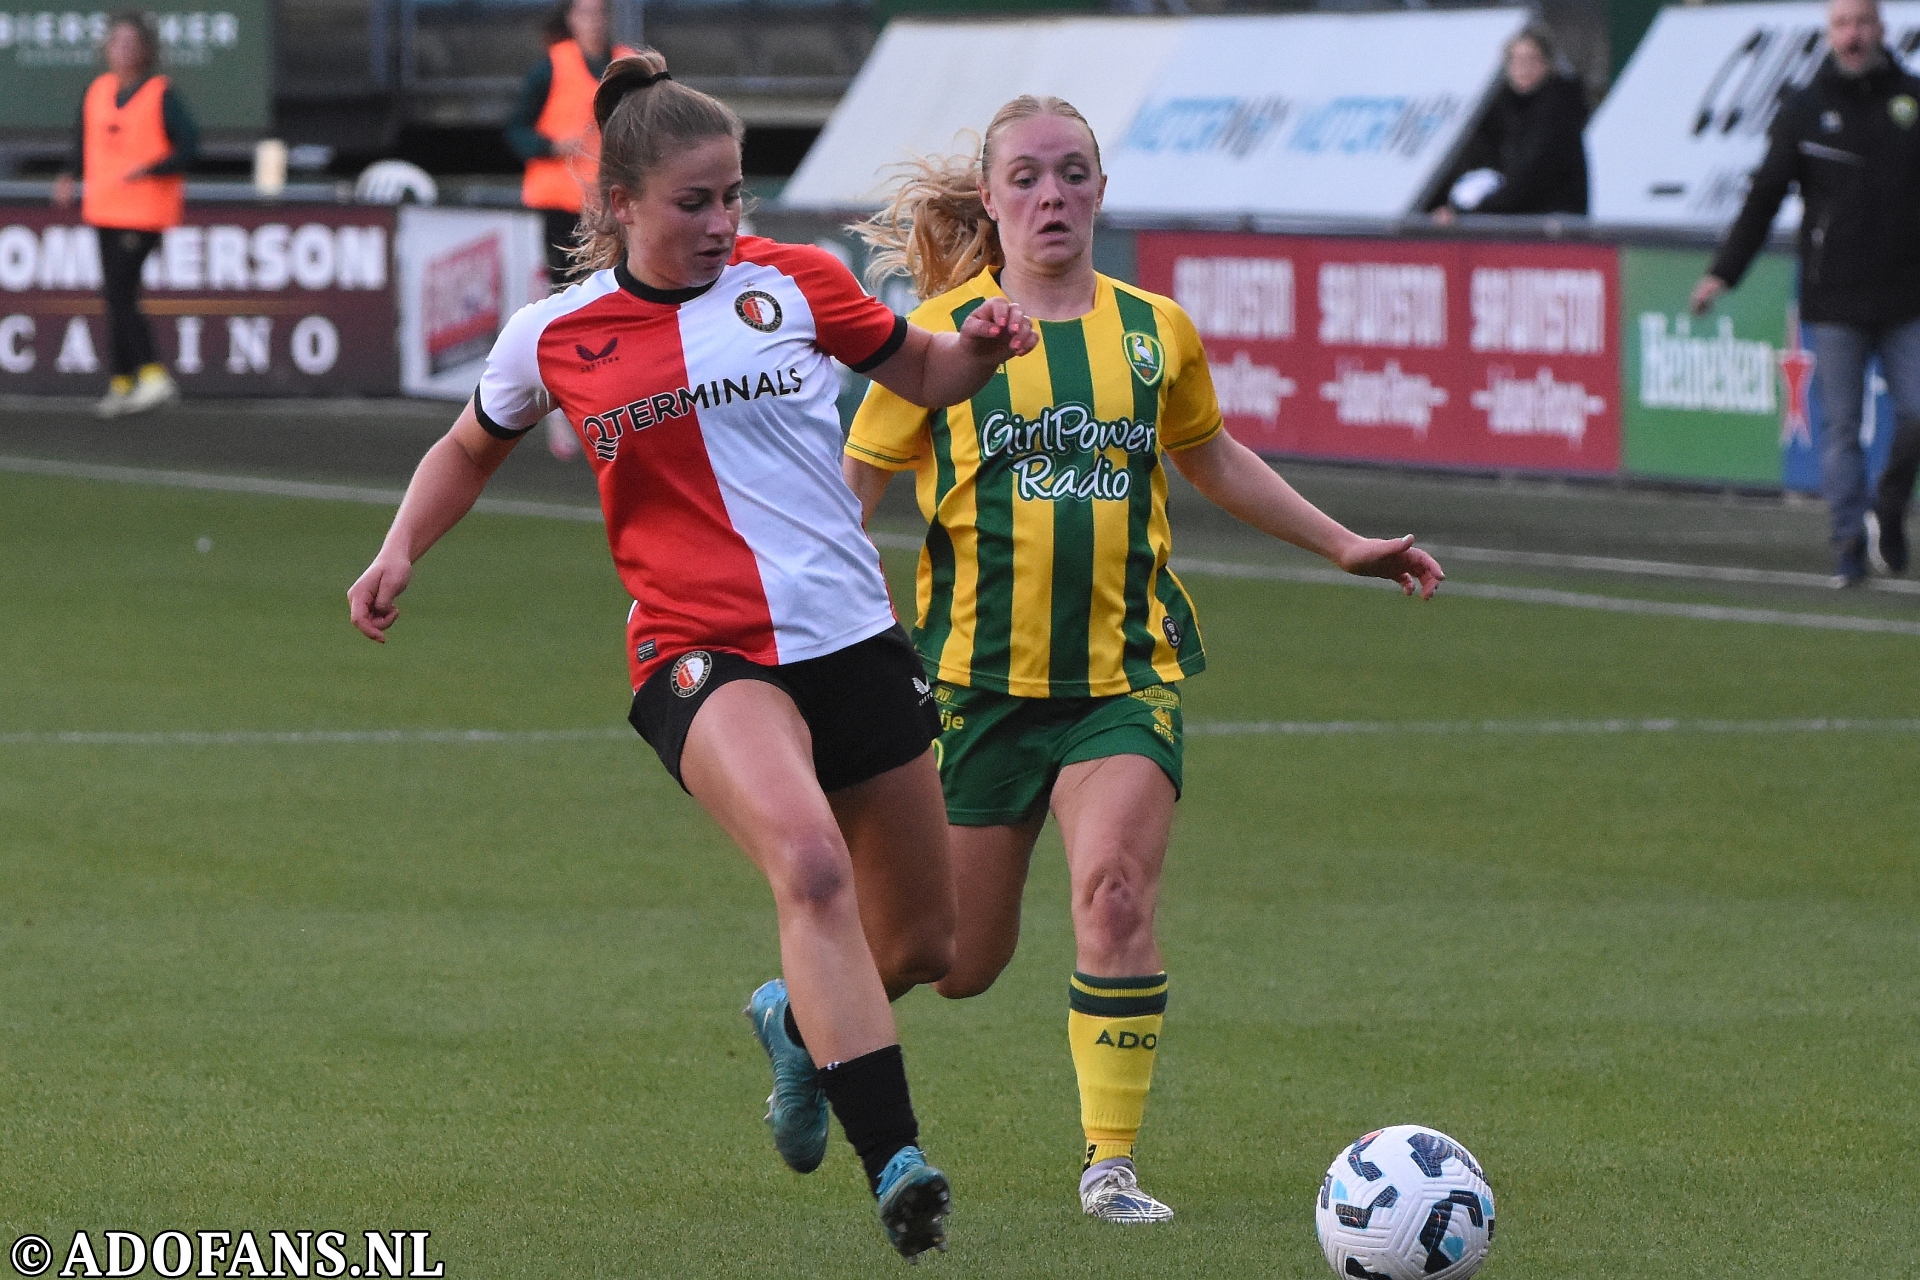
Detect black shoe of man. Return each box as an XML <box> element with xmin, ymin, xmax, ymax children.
<box><xmin>1868</xmin><ymin>507</ymin><xmax>1909</xmax><ymax>575</ymax></box>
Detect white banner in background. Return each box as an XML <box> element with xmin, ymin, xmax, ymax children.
<box><xmin>782</xmin><ymin>10</ymin><xmax>1525</xmax><ymax>219</ymax></box>
<box><xmin>1589</xmin><ymin>1</ymin><xmax>1920</xmax><ymax>228</ymax></box>
<box><xmin>782</xmin><ymin>17</ymin><xmax>1181</xmax><ymax>211</ymax></box>
<box><xmin>1105</xmin><ymin>9</ymin><xmax>1527</xmax><ymax>219</ymax></box>
<box><xmin>396</xmin><ymin>207</ymin><xmax>547</xmax><ymax>400</ymax></box>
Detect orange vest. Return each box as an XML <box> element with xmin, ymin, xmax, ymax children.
<box><xmin>81</xmin><ymin>73</ymin><xmax>185</xmax><ymax>232</ymax></box>
<box><xmin>521</xmin><ymin>41</ymin><xmax>634</xmax><ymax>213</ymax></box>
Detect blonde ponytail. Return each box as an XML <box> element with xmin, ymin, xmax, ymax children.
<box><xmin>851</xmin><ymin>145</ymin><xmax>1001</xmax><ymax>301</ymax></box>
<box><xmin>852</xmin><ymin>94</ymin><xmax>1101</xmax><ymax>300</ymax></box>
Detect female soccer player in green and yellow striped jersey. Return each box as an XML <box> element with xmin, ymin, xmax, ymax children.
<box><xmin>844</xmin><ymin>95</ymin><xmax>1445</xmax><ymax>1224</ymax></box>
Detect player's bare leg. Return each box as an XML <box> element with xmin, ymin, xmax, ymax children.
<box><xmin>683</xmin><ymin>680</ymin><xmax>897</xmax><ymax>1063</ymax></box>
<box><xmin>1052</xmin><ymin>755</ymin><xmax>1172</xmax><ymax>977</ymax></box>
<box><xmin>932</xmin><ymin>816</ymin><xmax>1045</xmax><ymax>999</ymax></box>
<box><xmin>1051</xmin><ymin>754</ymin><xmax>1178</xmax><ymax>1224</ymax></box>
<box><xmin>684</xmin><ymin>680</ymin><xmax>950</xmax><ymax>1257</ymax></box>
<box><xmin>828</xmin><ymin>749</ymin><xmax>957</xmax><ymax>1000</ymax></box>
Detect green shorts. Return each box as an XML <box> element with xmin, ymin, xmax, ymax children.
<box><xmin>932</xmin><ymin>681</ymin><xmax>1184</xmax><ymax>826</ymax></box>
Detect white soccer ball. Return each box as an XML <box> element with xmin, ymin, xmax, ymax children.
<box><xmin>1314</xmin><ymin>1125</ymin><xmax>1496</xmax><ymax>1280</ymax></box>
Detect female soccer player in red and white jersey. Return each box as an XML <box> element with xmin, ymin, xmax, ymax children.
<box><xmin>347</xmin><ymin>52</ymin><xmax>1034</xmax><ymax>1261</ymax></box>
<box><xmin>844</xmin><ymin>97</ymin><xmax>1443</xmax><ymax>1225</ymax></box>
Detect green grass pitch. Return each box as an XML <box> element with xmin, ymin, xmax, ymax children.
<box><xmin>2</xmin><ymin>469</ymin><xmax>1917</xmax><ymax>1276</ymax></box>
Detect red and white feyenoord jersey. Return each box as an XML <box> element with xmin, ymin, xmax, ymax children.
<box><xmin>474</xmin><ymin>236</ymin><xmax>909</xmax><ymax>689</ymax></box>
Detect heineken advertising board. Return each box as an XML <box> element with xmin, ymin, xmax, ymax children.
<box><xmin>1619</xmin><ymin>246</ymin><xmax>1808</xmax><ymax>486</ymax></box>
<box><xmin>0</xmin><ymin>2</ymin><xmax>271</xmax><ymax>131</ymax></box>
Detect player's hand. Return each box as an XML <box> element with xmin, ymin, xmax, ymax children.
<box><xmin>347</xmin><ymin>553</ymin><xmax>413</xmax><ymax>641</ymax></box>
<box><xmin>50</xmin><ymin>174</ymin><xmax>75</xmax><ymax>208</ymax></box>
<box><xmin>1688</xmin><ymin>275</ymin><xmax>1728</xmax><ymax>317</ymax></box>
<box><xmin>1339</xmin><ymin>534</ymin><xmax>1444</xmax><ymax>600</ymax></box>
<box><xmin>958</xmin><ymin>296</ymin><xmax>1036</xmax><ymax>362</ymax></box>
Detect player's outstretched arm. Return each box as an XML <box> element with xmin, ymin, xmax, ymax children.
<box><xmin>1169</xmin><ymin>429</ymin><xmax>1444</xmax><ymax>600</ymax></box>
<box><xmin>348</xmin><ymin>400</ymin><xmax>520</xmax><ymax>641</ymax></box>
<box><xmin>866</xmin><ymin>297</ymin><xmax>1036</xmax><ymax>409</ymax></box>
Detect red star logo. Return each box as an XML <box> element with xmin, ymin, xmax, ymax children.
<box><xmin>1778</xmin><ymin>304</ymin><xmax>1815</xmax><ymax>447</ymax></box>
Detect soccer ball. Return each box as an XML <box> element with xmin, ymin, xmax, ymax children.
<box><xmin>1314</xmin><ymin>1125</ymin><xmax>1495</xmax><ymax>1280</ymax></box>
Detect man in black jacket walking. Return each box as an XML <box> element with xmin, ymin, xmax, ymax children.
<box><xmin>1693</xmin><ymin>0</ymin><xmax>1920</xmax><ymax>583</ymax></box>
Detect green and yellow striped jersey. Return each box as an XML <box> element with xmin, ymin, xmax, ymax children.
<box><xmin>847</xmin><ymin>269</ymin><xmax>1224</xmax><ymax>699</ymax></box>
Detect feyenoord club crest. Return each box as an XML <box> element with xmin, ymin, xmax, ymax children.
<box><xmin>670</xmin><ymin>650</ymin><xmax>713</xmax><ymax>697</ymax></box>
<box><xmin>735</xmin><ymin>290</ymin><xmax>783</xmax><ymax>332</ymax></box>
<box><xmin>1124</xmin><ymin>331</ymin><xmax>1165</xmax><ymax>388</ymax></box>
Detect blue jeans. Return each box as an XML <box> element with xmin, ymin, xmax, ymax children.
<box><xmin>1808</xmin><ymin>317</ymin><xmax>1920</xmax><ymax>546</ymax></box>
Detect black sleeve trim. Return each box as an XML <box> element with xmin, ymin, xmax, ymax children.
<box><xmin>848</xmin><ymin>314</ymin><xmax>909</xmax><ymax>375</ymax></box>
<box><xmin>473</xmin><ymin>386</ymin><xmax>537</xmax><ymax>439</ymax></box>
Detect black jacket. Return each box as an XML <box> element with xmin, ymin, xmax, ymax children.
<box><xmin>1429</xmin><ymin>74</ymin><xmax>1589</xmax><ymax>215</ymax></box>
<box><xmin>1712</xmin><ymin>51</ymin><xmax>1920</xmax><ymax>327</ymax></box>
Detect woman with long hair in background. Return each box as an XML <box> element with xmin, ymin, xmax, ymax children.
<box><xmin>847</xmin><ymin>94</ymin><xmax>1443</xmax><ymax>1224</ymax></box>
<box><xmin>352</xmin><ymin>52</ymin><xmax>1036</xmax><ymax>1260</ymax></box>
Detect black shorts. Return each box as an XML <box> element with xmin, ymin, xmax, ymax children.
<box><xmin>629</xmin><ymin>624</ymin><xmax>941</xmax><ymax>793</ymax></box>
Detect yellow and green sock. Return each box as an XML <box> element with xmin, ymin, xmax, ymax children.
<box><xmin>1067</xmin><ymin>970</ymin><xmax>1167</xmax><ymax>1168</ymax></box>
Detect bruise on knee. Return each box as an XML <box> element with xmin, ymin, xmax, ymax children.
<box><xmin>771</xmin><ymin>835</ymin><xmax>852</xmax><ymax>911</ymax></box>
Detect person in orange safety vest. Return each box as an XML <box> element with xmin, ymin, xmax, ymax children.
<box><xmin>53</xmin><ymin>9</ymin><xmax>198</xmax><ymax>418</ymax></box>
<box><xmin>506</xmin><ymin>0</ymin><xmax>631</xmax><ymax>458</ymax></box>
<box><xmin>507</xmin><ymin>0</ymin><xmax>634</xmax><ymax>289</ymax></box>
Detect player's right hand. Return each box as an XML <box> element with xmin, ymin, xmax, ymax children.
<box><xmin>1688</xmin><ymin>275</ymin><xmax>1728</xmax><ymax>317</ymax></box>
<box><xmin>958</xmin><ymin>296</ymin><xmax>1036</xmax><ymax>361</ymax></box>
<box><xmin>348</xmin><ymin>554</ymin><xmax>412</xmax><ymax>642</ymax></box>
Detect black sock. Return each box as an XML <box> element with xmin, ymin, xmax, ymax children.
<box><xmin>783</xmin><ymin>1004</ymin><xmax>806</xmax><ymax>1051</ymax></box>
<box><xmin>818</xmin><ymin>1044</ymin><xmax>919</xmax><ymax>1194</ymax></box>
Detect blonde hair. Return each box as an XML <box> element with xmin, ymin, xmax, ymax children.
<box><xmin>852</xmin><ymin>95</ymin><xmax>1101</xmax><ymax>300</ymax></box>
<box><xmin>572</xmin><ymin>49</ymin><xmax>744</xmax><ymax>274</ymax></box>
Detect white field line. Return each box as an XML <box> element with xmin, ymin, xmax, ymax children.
<box><xmin>4</xmin><ymin>719</ymin><xmax>1920</xmax><ymax>747</ymax></box>
<box><xmin>1186</xmin><ymin>716</ymin><xmax>1920</xmax><ymax>738</ymax></box>
<box><xmin>0</xmin><ymin>727</ymin><xmax>634</xmax><ymax>746</ymax></box>
<box><xmin>6</xmin><ymin>455</ymin><xmax>1917</xmax><ymax>633</ymax></box>
<box><xmin>0</xmin><ymin>454</ymin><xmax>602</xmax><ymax>522</ymax></box>
<box><xmin>1422</xmin><ymin>541</ymin><xmax>1920</xmax><ymax>596</ymax></box>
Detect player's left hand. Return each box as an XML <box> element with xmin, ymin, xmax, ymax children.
<box><xmin>1339</xmin><ymin>535</ymin><xmax>1444</xmax><ymax>600</ymax></box>
<box><xmin>347</xmin><ymin>552</ymin><xmax>414</xmax><ymax>641</ymax></box>
<box><xmin>958</xmin><ymin>297</ymin><xmax>1037</xmax><ymax>361</ymax></box>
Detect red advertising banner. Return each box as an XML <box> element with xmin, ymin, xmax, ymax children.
<box><xmin>0</xmin><ymin>204</ymin><xmax>398</xmax><ymax>396</ymax></box>
<box><xmin>1137</xmin><ymin>232</ymin><xmax>1622</xmax><ymax>473</ymax></box>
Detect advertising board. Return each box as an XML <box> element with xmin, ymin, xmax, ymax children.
<box><xmin>0</xmin><ymin>1</ymin><xmax>272</xmax><ymax>131</ymax></box>
<box><xmin>783</xmin><ymin>17</ymin><xmax>1180</xmax><ymax>211</ymax></box>
<box><xmin>1137</xmin><ymin>231</ymin><xmax>1621</xmax><ymax>473</ymax></box>
<box><xmin>1105</xmin><ymin>10</ymin><xmax>1527</xmax><ymax>219</ymax></box>
<box><xmin>1588</xmin><ymin>1</ymin><xmax>1920</xmax><ymax>228</ymax></box>
<box><xmin>395</xmin><ymin>207</ymin><xmax>547</xmax><ymax>400</ymax></box>
<box><xmin>1617</xmin><ymin>246</ymin><xmax>1805</xmax><ymax>485</ymax></box>
<box><xmin>0</xmin><ymin>205</ymin><xmax>397</xmax><ymax>396</ymax></box>
<box><xmin>784</xmin><ymin>9</ymin><xmax>1522</xmax><ymax>218</ymax></box>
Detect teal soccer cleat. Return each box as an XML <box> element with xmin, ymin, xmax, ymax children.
<box><xmin>744</xmin><ymin>978</ymin><xmax>829</xmax><ymax>1174</ymax></box>
<box><xmin>874</xmin><ymin>1145</ymin><xmax>951</xmax><ymax>1262</ymax></box>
